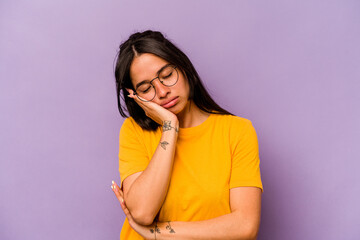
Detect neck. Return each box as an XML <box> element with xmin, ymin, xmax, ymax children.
<box><xmin>176</xmin><ymin>100</ymin><xmax>210</xmax><ymax>128</ymax></box>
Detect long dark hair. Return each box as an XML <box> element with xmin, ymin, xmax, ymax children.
<box><xmin>114</xmin><ymin>30</ymin><xmax>232</xmax><ymax>131</ymax></box>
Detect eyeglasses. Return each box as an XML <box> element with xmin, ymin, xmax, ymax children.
<box><xmin>133</xmin><ymin>65</ymin><xmax>179</xmax><ymax>102</ymax></box>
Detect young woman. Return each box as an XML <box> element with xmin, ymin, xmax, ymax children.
<box><xmin>111</xmin><ymin>30</ymin><xmax>263</xmax><ymax>240</ymax></box>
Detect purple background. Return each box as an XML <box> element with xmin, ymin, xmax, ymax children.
<box><xmin>1</xmin><ymin>1</ymin><xmax>359</xmax><ymax>239</ymax></box>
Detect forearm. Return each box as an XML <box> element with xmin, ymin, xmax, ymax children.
<box><xmin>125</xmin><ymin>120</ymin><xmax>179</xmax><ymax>225</ymax></box>
<box><xmin>155</xmin><ymin>211</ymin><xmax>259</xmax><ymax>240</ymax></box>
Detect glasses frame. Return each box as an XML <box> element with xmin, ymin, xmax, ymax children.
<box><xmin>134</xmin><ymin>65</ymin><xmax>179</xmax><ymax>102</ymax></box>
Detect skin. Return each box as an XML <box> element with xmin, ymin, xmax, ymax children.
<box><xmin>128</xmin><ymin>53</ymin><xmax>209</xmax><ymax>128</ymax></box>
<box><xmin>111</xmin><ymin>182</ymin><xmax>261</xmax><ymax>240</ymax></box>
<box><xmin>111</xmin><ymin>53</ymin><xmax>262</xmax><ymax>239</ymax></box>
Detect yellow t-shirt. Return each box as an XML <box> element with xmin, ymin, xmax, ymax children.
<box><xmin>118</xmin><ymin>114</ymin><xmax>263</xmax><ymax>239</ymax></box>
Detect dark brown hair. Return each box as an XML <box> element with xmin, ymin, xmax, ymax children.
<box><xmin>114</xmin><ymin>30</ymin><xmax>232</xmax><ymax>130</ymax></box>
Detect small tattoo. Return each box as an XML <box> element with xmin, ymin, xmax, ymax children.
<box><xmin>162</xmin><ymin>120</ymin><xmax>179</xmax><ymax>133</ymax></box>
<box><xmin>166</xmin><ymin>221</ymin><xmax>175</xmax><ymax>233</ymax></box>
<box><xmin>149</xmin><ymin>227</ymin><xmax>160</xmax><ymax>234</ymax></box>
<box><xmin>163</xmin><ymin>120</ymin><xmax>172</xmax><ymax>131</ymax></box>
<box><xmin>160</xmin><ymin>141</ymin><xmax>169</xmax><ymax>150</ymax></box>
<box><xmin>150</xmin><ymin>221</ymin><xmax>161</xmax><ymax>236</ymax></box>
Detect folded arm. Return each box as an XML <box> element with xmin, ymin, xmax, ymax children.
<box><xmin>156</xmin><ymin>187</ymin><xmax>262</xmax><ymax>240</ymax></box>
<box><xmin>122</xmin><ymin>119</ymin><xmax>179</xmax><ymax>225</ymax></box>
<box><xmin>112</xmin><ymin>183</ymin><xmax>262</xmax><ymax>240</ymax></box>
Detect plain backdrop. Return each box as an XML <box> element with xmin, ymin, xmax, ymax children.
<box><xmin>1</xmin><ymin>0</ymin><xmax>359</xmax><ymax>239</ymax></box>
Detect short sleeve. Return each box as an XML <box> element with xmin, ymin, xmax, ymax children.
<box><xmin>229</xmin><ymin>118</ymin><xmax>263</xmax><ymax>191</ymax></box>
<box><xmin>118</xmin><ymin>118</ymin><xmax>150</xmax><ymax>188</ymax></box>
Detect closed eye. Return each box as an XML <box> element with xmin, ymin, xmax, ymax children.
<box><xmin>139</xmin><ymin>85</ymin><xmax>152</xmax><ymax>93</ymax></box>
<box><xmin>162</xmin><ymin>72</ymin><xmax>173</xmax><ymax>79</ymax></box>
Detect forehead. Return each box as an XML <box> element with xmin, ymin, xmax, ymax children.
<box><xmin>130</xmin><ymin>53</ymin><xmax>168</xmax><ymax>85</ymax></box>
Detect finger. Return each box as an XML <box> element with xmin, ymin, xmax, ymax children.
<box><xmin>131</xmin><ymin>96</ymin><xmax>157</xmax><ymax>118</ymax></box>
<box><xmin>125</xmin><ymin>89</ymin><xmax>150</xmax><ymax>110</ymax></box>
<box><xmin>124</xmin><ymin>89</ymin><xmax>169</xmax><ymax>125</ymax></box>
<box><xmin>121</xmin><ymin>201</ymin><xmax>131</xmax><ymax>216</ymax></box>
<box><xmin>113</xmin><ymin>185</ymin><xmax>131</xmax><ymax>215</ymax></box>
<box><xmin>125</xmin><ymin>88</ymin><xmax>155</xmax><ymax>106</ymax></box>
<box><xmin>110</xmin><ymin>181</ymin><xmax>135</xmax><ymax>223</ymax></box>
<box><xmin>125</xmin><ymin>88</ymin><xmax>149</xmax><ymax>101</ymax></box>
<box><xmin>111</xmin><ymin>180</ymin><xmax>124</xmax><ymax>204</ymax></box>
<box><xmin>125</xmin><ymin>88</ymin><xmax>140</xmax><ymax>103</ymax></box>
<box><xmin>135</xmin><ymin>94</ymin><xmax>148</xmax><ymax>102</ymax></box>
<box><xmin>125</xmin><ymin>88</ymin><xmax>134</xmax><ymax>96</ymax></box>
<box><xmin>114</xmin><ymin>182</ymin><xmax>124</xmax><ymax>199</ymax></box>
<box><xmin>126</xmin><ymin>88</ymin><xmax>143</xmax><ymax>102</ymax></box>
<box><xmin>111</xmin><ymin>181</ymin><xmax>131</xmax><ymax>212</ymax></box>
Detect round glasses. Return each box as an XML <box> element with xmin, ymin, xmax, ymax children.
<box><xmin>134</xmin><ymin>65</ymin><xmax>179</xmax><ymax>102</ymax></box>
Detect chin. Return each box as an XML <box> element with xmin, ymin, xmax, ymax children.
<box><xmin>173</xmin><ymin>102</ymin><xmax>189</xmax><ymax>116</ymax></box>
<box><xmin>164</xmin><ymin>103</ymin><xmax>179</xmax><ymax>115</ymax></box>
<box><xmin>169</xmin><ymin>107</ymin><xmax>181</xmax><ymax>115</ymax></box>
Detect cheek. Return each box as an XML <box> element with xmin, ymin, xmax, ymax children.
<box><xmin>183</xmin><ymin>80</ymin><xmax>190</xmax><ymax>98</ymax></box>
<box><xmin>177</xmin><ymin>76</ymin><xmax>190</xmax><ymax>95</ymax></box>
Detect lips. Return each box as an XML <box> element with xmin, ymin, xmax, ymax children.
<box><xmin>161</xmin><ymin>97</ymin><xmax>179</xmax><ymax>109</ymax></box>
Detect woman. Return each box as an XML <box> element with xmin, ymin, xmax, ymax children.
<box><xmin>111</xmin><ymin>30</ymin><xmax>263</xmax><ymax>240</ymax></box>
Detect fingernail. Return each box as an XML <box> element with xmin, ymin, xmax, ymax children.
<box><xmin>120</xmin><ymin>198</ymin><xmax>124</xmax><ymax>203</ymax></box>
<box><xmin>111</xmin><ymin>185</ymin><xmax>113</xmax><ymax>189</ymax></box>
<box><xmin>112</xmin><ymin>180</ymin><xmax>114</xmax><ymax>184</ymax></box>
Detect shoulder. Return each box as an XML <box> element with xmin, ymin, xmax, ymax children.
<box><xmin>120</xmin><ymin>117</ymin><xmax>161</xmax><ymax>141</ymax></box>
<box><xmin>121</xmin><ymin>117</ymin><xmax>138</xmax><ymax>130</ymax></box>
<box><xmin>119</xmin><ymin>117</ymin><xmax>144</xmax><ymax>139</ymax></box>
<box><xmin>211</xmin><ymin>114</ymin><xmax>258</xmax><ymax>147</ymax></box>
<box><xmin>121</xmin><ymin>117</ymin><xmax>155</xmax><ymax>132</ymax></box>
<box><xmin>212</xmin><ymin>114</ymin><xmax>253</xmax><ymax>131</ymax></box>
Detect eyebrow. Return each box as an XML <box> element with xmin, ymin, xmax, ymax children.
<box><xmin>135</xmin><ymin>63</ymin><xmax>171</xmax><ymax>89</ymax></box>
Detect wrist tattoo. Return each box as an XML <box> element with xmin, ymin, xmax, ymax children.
<box><xmin>163</xmin><ymin>120</ymin><xmax>179</xmax><ymax>133</ymax></box>
<box><xmin>155</xmin><ymin>223</ymin><xmax>161</xmax><ymax>234</ymax></box>
<box><xmin>166</xmin><ymin>221</ymin><xmax>175</xmax><ymax>233</ymax></box>
<box><xmin>160</xmin><ymin>141</ymin><xmax>169</xmax><ymax>150</ymax></box>
<box><xmin>150</xmin><ymin>220</ymin><xmax>161</xmax><ymax>239</ymax></box>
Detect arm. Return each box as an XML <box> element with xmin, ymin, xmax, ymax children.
<box><xmin>123</xmin><ymin>119</ymin><xmax>178</xmax><ymax>225</ymax></box>
<box><xmin>121</xmin><ymin>90</ymin><xmax>179</xmax><ymax>225</ymax></box>
<box><xmin>156</xmin><ymin>187</ymin><xmax>262</xmax><ymax>240</ymax></box>
<box><xmin>112</xmin><ymin>183</ymin><xmax>262</xmax><ymax>240</ymax></box>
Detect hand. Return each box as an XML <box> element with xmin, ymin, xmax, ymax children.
<box><xmin>126</xmin><ymin>88</ymin><xmax>178</xmax><ymax>126</ymax></box>
<box><xmin>111</xmin><ymin>181</ymin><xmax>156</xmax><ymax>240</ymax></box>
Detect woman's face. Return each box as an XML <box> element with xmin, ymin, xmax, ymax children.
<box><xmin>129</xmin><ymin>53</ymin><xmax>190</xmax><ymax>115</ymax></box>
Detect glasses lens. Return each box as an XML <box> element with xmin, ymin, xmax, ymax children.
<box><xmin>134</xmin><ymin>65</ymin><xmax>178</xmax><ymax>102</ymax></box>
<box><xmin>159</xmin><ymin>65</ymin><xmax>178</xmax><ymax>87</ymax></box>
<box><xmin>135</xmin><ymin>84</ymin><xmax>155</xmax><ymax>102</ymax></box>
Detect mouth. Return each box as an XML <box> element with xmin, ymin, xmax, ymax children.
<box><xmin>161</xmin><ymin>97</ymin><xmax>179</xmax><ymax>109</ymax></box>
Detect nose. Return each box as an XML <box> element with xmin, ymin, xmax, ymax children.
<box><xmin>152</xmin><ymin>78</ymin><xmax>170</xmax><ymax>99</ymax></box>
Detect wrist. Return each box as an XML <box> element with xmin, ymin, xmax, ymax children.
<box><xmin>162</xmin><ymin>119</ymin><xmax>179</xmax><ymax>133</ymax></box>
<box><xmin>155</xmin><ymin>221</ymin><xmax>176</xmax><ymax>240</ymax></box>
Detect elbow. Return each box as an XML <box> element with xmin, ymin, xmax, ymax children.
<box><xmin>130</xmin><ymin>209</ymin><xmax>156</xmax><ymax>226</ymax></box>
<box><xmin>247</xmin><ymin>231</ymin><xmax>258</xmax><ymax>240</ymax></box>
<box><xmin>243</xmin><ymin>224</ymin><xmax>259</xmax><ymax>240</ymax></box>
<box><xmin>236</xmin><ymin>229</ymin><xmax>257</xmax><ymax>240</ymax></box>
<box><xmin>124</xmin><ymin>195</ymin><xmax>156</xmax><ymax>225</ymax></box>
<box><xmin>235</xmin><ymin>220</ymin><xmax>259</xmax><ymax>240</ymax></box>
